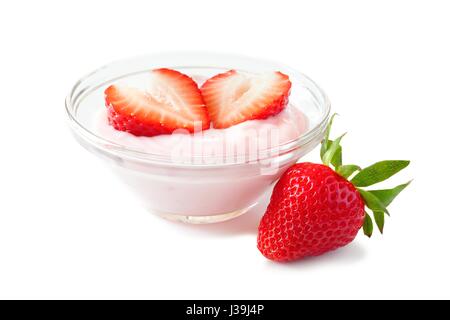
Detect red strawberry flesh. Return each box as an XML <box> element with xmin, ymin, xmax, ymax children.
<box><xmin>201</xmin><ymin>70</ymin><xmax>291</xmax><ymax>129</ymax></box>
<box><xmin>105</xmin><ymin>68</ymin><xmax>210</xmax><ymax>137</ymax></box>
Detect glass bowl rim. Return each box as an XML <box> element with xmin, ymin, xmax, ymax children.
<box><xmin>65</xmin><ymin>51</ymin><xmax>331</xmax><ymax>166</ymax></box>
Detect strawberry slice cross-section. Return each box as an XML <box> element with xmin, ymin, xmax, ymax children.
<box><xmin>200</xmin><ymin>70</ymin><xmax>292</xmax><ymax>129</ymax></box>
<box><xmin>105</xmin><ymin>68</ymin><xmax>210</xmax><ymax>137</ymax></box>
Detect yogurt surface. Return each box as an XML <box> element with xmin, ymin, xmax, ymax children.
<box><xmin>95</xmin><ymin>104</ymin><xmax>308</xmax><ymax>163</ymax></box>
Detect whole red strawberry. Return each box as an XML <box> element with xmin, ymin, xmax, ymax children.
<box><xmin>258</xmin><ymin>162</ymin><xmax>365</xmax><ymax>261</ymax></box>
<box><xmin>257</xmin><ymin>115</ymin><xmax>410</xmax><ymax>262</ymax></box>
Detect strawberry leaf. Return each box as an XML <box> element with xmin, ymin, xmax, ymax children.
<box><xmin>363</xmin><ymin>212</ymin><xmax>373</xmax><ymax>237</ymax></box>
<box><xmin>323</xmin><ymin>133</ymin><xmax>346</xmax><ymax>167</ymax></box>
<box><xmin>331</xmin><ymin>144</ymin><xmax>342</xmax><ymax>168</ymax></box>
<box><xmin>336</xmin><ymin>164</ymin><xmax>361</xmax><ymax>179</ymax></box>
<box><xmin>320</xmin><ymin>113</ymin><xmax>337</xmax><ymax>161</ymax></box>
<box><xmin>368</xmin><ymin>181</ymin><xmax>411</xmax><ymax>207</ymax></box>
<box><xmin>351</xmin><ymin>160</ymin><xmax>410</xmax><ymax>187</ymax></box>
<box><xmin>373</xmin><ymin>210</ymin><xmax>385</xmax><ymax>234</ymax></box>
<box><xmin>321</xmin><ymin>140</ymin><xmax>342</xmax><ymax>168</ymax></box>
<box><xmin>358</xmin><ymin>188</ymin><xmax>389</xmax><ymax>216</ymax></box>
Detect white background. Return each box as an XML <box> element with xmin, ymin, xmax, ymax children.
<box><xmin>0</xmin><ymin>0</ymin><xmax>449</xmax><ymax>299</ymax></box>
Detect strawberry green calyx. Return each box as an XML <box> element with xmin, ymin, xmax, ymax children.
<box><xmin>320</xmin><ymin>114</ymin><xmax>411</xmax><ymax>237</ymax></box>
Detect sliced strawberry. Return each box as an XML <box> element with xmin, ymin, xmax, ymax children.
<box><xmin>200</xmin><ymin>70</ymin><xmax>291</xmax><ymax>129</ymax></box>
<box><xmin>105</xmin><ymin>68</ymin><xmax>210</xmax><ymax>137</ymax></box>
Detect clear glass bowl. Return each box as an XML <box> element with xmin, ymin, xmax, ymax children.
<box><xmin>65</xmin><ymin>52</ymin><xmax>330</xmax><ymax>223</ymax></box>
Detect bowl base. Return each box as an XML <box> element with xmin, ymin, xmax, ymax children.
<box><xmin>154</xmin><ymin>203</ymin><xmax>257</xmax><ymax>224</ymax></box>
